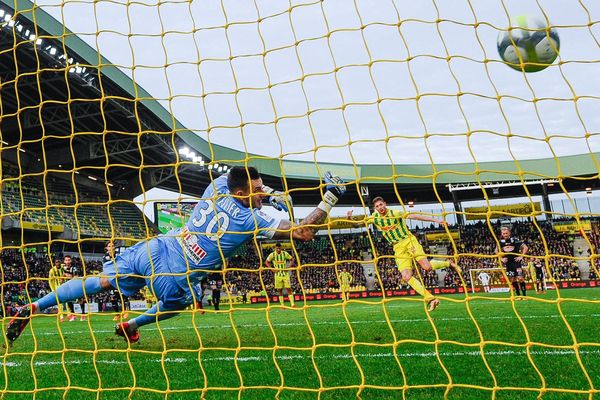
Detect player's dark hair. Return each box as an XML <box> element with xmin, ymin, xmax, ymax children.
<box><xmin>372</xmin><ymin>196</ymin><xmax>385</xmax><ymax>205</ymax></box>
<box><xmin>64</xmin><ymin>255</ymin><xmax>71</xmax><ymax>260</ymax></box>
<box><xmin>228</xmin><ymin>166</ymin><xmax>260</xmax><ymax>193</ymax></box>
<box><xmin>275</xmin><ymin>243</ymin><xmax>282</xmax><ymax>248</ymax></box>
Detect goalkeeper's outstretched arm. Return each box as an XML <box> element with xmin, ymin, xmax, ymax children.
<box><xmin>272</xmin><ymin>172</ymin><xmax>346</xmax><ymax>242</ymax></box>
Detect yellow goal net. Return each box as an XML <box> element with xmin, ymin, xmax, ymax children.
<box><xmin>1</xmin><ymin>0</ymin><xmax>599</xmax><ymax>399</ymax></box>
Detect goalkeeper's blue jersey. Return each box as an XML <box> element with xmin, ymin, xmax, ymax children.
<box><xmin>161</xmin><ymin>174</ymin><xmax>281</xmax><ymax>290</ymax></box>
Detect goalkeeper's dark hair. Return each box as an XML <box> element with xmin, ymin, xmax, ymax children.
<box><xmin>227</xmin><ymin>166</ymin><xmax>260</xmax><ymax>193</ymax></box>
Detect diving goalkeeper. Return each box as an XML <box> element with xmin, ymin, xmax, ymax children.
<box><xmin>6</xmin><ymin>167</ymin><xmax>346</xmax><ymax>344</ymax></box>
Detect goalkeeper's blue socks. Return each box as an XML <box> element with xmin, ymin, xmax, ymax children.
<box><xmin>127</xmin><ymin>301</ymin><xmax>181</xmax><ymax>329</ymax></box>
<box><xmin>35</xmin><ymin>277</ymin><xmax>104</xmax><ymax>311</ymax></box>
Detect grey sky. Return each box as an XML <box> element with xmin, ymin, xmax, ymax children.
<box><xmin>34</xmin><ymin>0</ymin><xmax>599</xmax><ymax>166</ymax></box>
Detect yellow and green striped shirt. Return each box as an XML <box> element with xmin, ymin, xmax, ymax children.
<box><xmin>48</xmin><ymin>266</ymin><xmax>63</xmax><ymax>287</ymax></box>
<box><xmin>339</xmin><ymin>271</ymin><xmax>353</xmax><ymax>286</ymax></box>
<box><xmin>143</xmin><ymin>286</ymin><xmax>155</xmax><ymax>300</ymax></box>
<box><xmin>372</xmin><ymin>209</ymin><xmax>412</xmax><ymax>244</ymax></box>
<box><xmin>267</xmin><ymin>250</ymin><xmax>292</xmax><ymax>277</ymax></box>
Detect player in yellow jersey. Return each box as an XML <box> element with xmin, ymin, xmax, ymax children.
<box><xmin>48</xmin><ymin>259</ymin><xmax>65</xmax><ymax>322</ymax></box>
<box><xmin>338</xmin><ymin>266</ymin><xmax>353</xmax><ymax>301</ymax></box>
<box><xmin>349</xmin><ymin>196</ymin><xmax>461</xmax><ymax>311</ymax></box>
<box><xmin>265</xmin><ymin>243</ymin><xmax>296</xmax><ymax>308</ymax></box>
<box><xmin>103</xmin><ymin>242</ymin><xmax>130</xmax><ymax>322</ymax></box>
<box><xmin>143</xmin><ymin>286</ymin><xmax>157</xmax><ymax>310</ymax></box>
<box><xmin>61</xmin><ymin>255</ymin><xmax>77</xmax><ymax>321</ymax></box>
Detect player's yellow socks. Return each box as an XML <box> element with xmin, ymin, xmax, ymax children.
<box><xmin>288</xmin><ymin>294</ymin><xmax>295</xmax><ymax>307</ymax></box>
<box><xmin>430</xmin><ymin>260</ymin><xmax>451</xmax><ymax>270</ymax></box>
<box><xmin>279</xmin><ymin>295</ymin><xmax>284</xmax><ymax>306</ymax></box>
<box><xmin>408</xmin><ymin>277</ymin><xmax>434</xmax><ymax>301</ymax></box>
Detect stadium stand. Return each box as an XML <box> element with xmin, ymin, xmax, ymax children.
<box><xmin>0</xmin><ymin>248</ymin><xmax>147</xmax><ymax>317</ymax></box>
<box><xmin>225</xmin><ymin>219</ymin><xmax>597</xmax><ymax>298</ymax></box>
<box><xmin>1</xmin><ymin>193</ymin><xmax>597</xmax><ymax>314</ymax></box>
<box><xmin>1</xmin><ymin>163</ymin><xmax>155</xmax><ymax>239</ymax></box>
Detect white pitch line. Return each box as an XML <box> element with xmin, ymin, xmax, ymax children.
<box><xmin>3</xmin><ymin>348</ymin><xmax>599</xmax><ymax>368</ymax></box>
<box><xmin>20</xmin><ymin>312</ymin><xmax>600</xmax><ymax>336</ymax></box>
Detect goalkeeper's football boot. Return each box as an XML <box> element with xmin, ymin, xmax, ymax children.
<box><xmin>115</xmin><ymin>322</ymin><xmax>140</xmax><ymax>343</ymax></box>
<box><xmin>427</xmin><ymin>298</ymin><xmax>440</xmax><ymax>312</ymax></box>
<box><xmin>6</xmin><ymin>303</ymin><xmax>36</xmax><ymax>343</ymax></box>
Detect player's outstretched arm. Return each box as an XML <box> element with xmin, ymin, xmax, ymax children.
<box><xmin>406</xmin><ymin>213</ymin><xmax>447</xmax><ymax>225</ymax></box>
<box><xmin>273</xmin><ymin>172</ymin><xmax>346</xmax><ymax>242</ymax></box>
<box><xmin>345</xmin><ymin>209</ymin><xmax>373</xmax><ymax>226</ymax></box>
<box><xmin>274</xmin><ymin>208</ymin><xmax>327</xmax><ymax>241</ymax></box>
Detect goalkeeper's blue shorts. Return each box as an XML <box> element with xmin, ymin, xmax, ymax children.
<box><xmin>102</xmin><ymin>238</ymin><xmax>198</xmax><ymax>309</ymax></box>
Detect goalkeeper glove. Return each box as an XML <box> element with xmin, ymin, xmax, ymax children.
<box><xmin>318</xmin><ymin>171</ymin><xmax>346</xmax><ymax>213</ymax></box>
<box><xmin>262</xmin><ymin>185</ymin><xmax>293</xmax><ymax>213</ymax></box>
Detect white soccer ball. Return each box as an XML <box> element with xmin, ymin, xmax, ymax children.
<box><xmin>497</xmin><ymin>16</ymin><xmax>560</xmax><ymax>73</ymax></box>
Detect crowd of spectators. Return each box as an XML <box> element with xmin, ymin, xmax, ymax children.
<box><xmin>226</xmin><ymin>219</ymin><xmax>594</xmax><ymax>295</ymax></box>
<box><xmin>0</xmin><ymin>249</ymin><xmax>145</xmax><ymax>316</ymax></box>
<box><xmin>1</xmin><ymin>219</ymin><xmax>598</xmax><ymax>312</ymax></box>
<box><xmin>452</xmin><ymin>220</ymin><xmax>582</xmax><ymax>287</ymax></box>
<box><xmin>226</xmin><ymin>236</ymin><xmax>369</xmax><ymax>295</ymax></box>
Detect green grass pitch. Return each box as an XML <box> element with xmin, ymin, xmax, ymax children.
<box><xmin>2</xmin><ymin>288</ymin><xmax>600</xmax><ymax>400</ymax></box>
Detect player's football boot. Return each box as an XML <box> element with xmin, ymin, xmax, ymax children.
<box><xmin>115</xmin><ymin>322</ymin><xmax>140</xmax><ymax>343</ymax></box>
<box><xmin>6</xmin><ymin>303</ymin><xmax>36</xmax><ymax>343</ymax></box>
<box><xmin>427</xmin><ymin>298</ymin><xmax>440</xmax><ymax>312</ymax></box>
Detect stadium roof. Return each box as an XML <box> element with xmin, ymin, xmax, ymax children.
<box><xmin>1</xmin><ymin>0</ymin><xmax>598</xmax><ymax>206</ymax></box>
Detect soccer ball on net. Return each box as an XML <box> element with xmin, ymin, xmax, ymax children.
<box><xmin>497</xmin><ymin>16</ymin><xmax>560</xmax><ymax>73</ymax></box>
